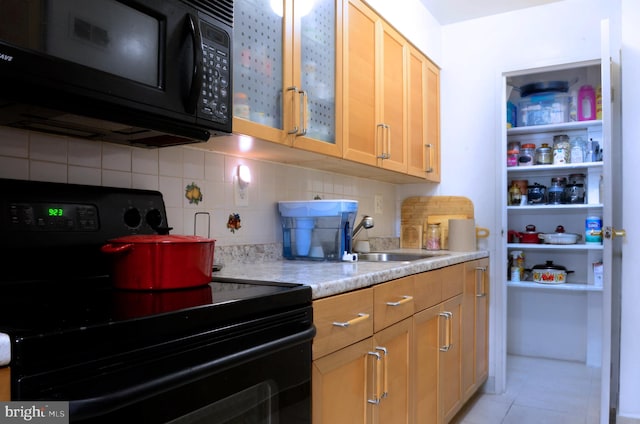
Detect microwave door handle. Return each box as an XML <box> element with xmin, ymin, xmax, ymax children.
<box><xmin>185</xmin><ymin>13</ymin><xmax>204</xmax><ymax>114</ymax></box>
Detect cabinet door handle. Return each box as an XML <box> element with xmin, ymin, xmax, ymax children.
<box><xmin>286</xmin><ymin>86</ymin><xmax>300</xmax><ymax>135</ymax></box>
<box><xmin>367</xmin><ymin>351</ymin><xmax>383</xmax><ymax>405</ymax></box>
<box><xmin>439</xmin><ymin>311</ymin><xmax>453</xmax><ymax>352</ymax></box>
<box><xmin>425</xmin><ymin>143</ymin><xmax>434</xmax><ymax>173</ymax></box>
<box><xmin>375</xmin><ymin>346</ymin><xmax>389</xmax><ymax>398</ymax></box>
<box><xmin>386</xmin><ymin>295</ymin><xmax>413</xmax><ymax>306</ymax></box>
<box><xmin>376</xmin><ymin>124</ymin><xmax>391</xmax><ymax>159</ymax></box>
<box><xmin>332</xmin><ymin>313</ymin><xmax>370</xmax><ymax>328</ymax></box>
<box><xmin>475</xmin><ymin>266</ymin><xmax>487</xmax><ymax>297</ymax></box>
<box><xmin>298</xmin><ymin>89</ymin><xmax>308</xmax><ymax>136</ymax></box>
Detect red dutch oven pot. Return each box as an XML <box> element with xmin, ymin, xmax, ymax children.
<box><xmin>101</xmin><ymin>235</ymin><xmax>216</xmax><ymax>290</ymax></box>
<box><xmin>508</xmin><ymin>224</ymin><xmax>542</xmax><ymax>244</ymax></box>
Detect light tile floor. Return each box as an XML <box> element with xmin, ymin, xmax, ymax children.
<box><xmin>452</xmin><ymin>355</ymin><xmax>602</xmax><ymax>424</ymax></box>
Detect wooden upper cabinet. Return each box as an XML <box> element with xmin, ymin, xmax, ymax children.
<box><xmin>379</xmin><ymin>22</ymin><xmax>408</xmax><ymax>173</ymax></box>
<box><xmin>424</xmin><ymin>59</ymin><xmax>441</xmax><ymax>182</ymax></box>
<box><xmin>343</xmin><ymin>0</ymin><xmax>440</xmax><ymax>180</ymax></box>
<box><xmin>343</xmin><ymin>0</ymin><xmax>378</xmax><ymax>165</ymax></box>
<box><xmin>233</xmin><ymin>0</ymin><xmax>342</xmax><ymax>156</ymax></box>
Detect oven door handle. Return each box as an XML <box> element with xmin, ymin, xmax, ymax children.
<box><xmin>68</xmin><ymin>326</ymin><xmax>316</xmax><ymax>421</ymax></box>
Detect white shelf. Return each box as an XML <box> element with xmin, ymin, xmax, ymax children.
<box><xmin>507</xmin><ymin>243</ymin><xmax>604</xmax><ymax>251</ymax></box>
<box><xmin>507</xmin><ymin>120</ymin><xmax>603</xmax><ymax>136</ymax></box>
<box><xmin>507</xmin><ymin>204</ymin><xmax>603</xmax><ymax>212</ymax></box>
<box><xmin>507</xmin><ymin>280</ymin><xmax>603</xmax><ymax>292</ymax></box>
<box><xmin>507</xmin><ymin>161</ymin><xmax>603</xmax><ymax>174</ymax></box>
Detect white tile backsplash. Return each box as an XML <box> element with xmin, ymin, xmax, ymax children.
<box><xmin>30</xmin><ymin>133</ymin><xmax>67</xmax><ymax>163</ymax></box>
<box><xmin>68</xmin><ymin>139</ymin><xmax>102</xmax><ymax>168</ymax></box>
<box><xmin>0</xmin><ymin>128</ymin><xmax>399</xmax><ymax>246</ymax></box>
<box><xmin>68</xmin><ymin>166</ymin><xmax>101</xmax><ymax>186</ymax></box>
<box><xmin>159</xmin><ymin>147</ymin><xmax>183</xmax><ymax>177</ymax></box>
<box><xmin>183</xmin><ymin>148</ymin><xmax>205</xmax><ymax>180</ymax></box>
<box><xmin>30</xmin><ymin>160</ymin><xmax>67</xmax><ymax>182</ymax></box>
<box><xmin>0</xmin><ymin>127</ymin><xmax>29</xmax><ymax>157</ymax></box>
<box><xmin>0</xmin><ymin>156</ymin><xmax>28</xmax><ymax>179</ymax></box>
<box><xmin>102</xmin><ymin>143</ymin><xmax>131</xmax><ymax>172</ymax></box>
<box><xmin>132</xmin><ymin>148</ymin><xmax>159</xmax><ymax>175</ymax></box>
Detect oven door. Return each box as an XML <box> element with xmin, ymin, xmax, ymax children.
<box><xmin>42</xmin><ymin>308</ymin><xmax>315</xmax><ymax>424</ymax></box>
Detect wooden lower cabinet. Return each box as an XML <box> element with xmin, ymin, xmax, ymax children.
<box><xmin>312</xmin><ymin>318</ymin><xmax>412</xmax><ymax>424</ymax></box>
<box><xmin>374</xmin><ymin>318</ymin><xmax>412</xmax><ymax>424</ymax></box>
<box><xmin>413</xmin><ymin>294</ymin><xmax>463</xmax><ymax>424</ymax></box>
<box><xmin>312</xmin><ymin>260</ymin><xmax>488</xmax><ymax>424</ymax></box>
<box><xmin>461</xmin><ymin>258</ymin><xmax>490</xmax><ymax>401</ymax></box>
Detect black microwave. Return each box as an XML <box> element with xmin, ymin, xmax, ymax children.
<box><xmin>0</xmin><ymin>0</ymin><xmax>233</xmax><ymax>147</ymax></box>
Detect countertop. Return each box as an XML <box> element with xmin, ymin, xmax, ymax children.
<box><xmin>212</xmin><ymin>249</ymin><xmax>489</xmax><ymax>299</ymax></box>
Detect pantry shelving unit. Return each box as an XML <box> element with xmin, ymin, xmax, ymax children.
<box><xmin>503</xmin><ymin>60</ymin><xmax>606</xmax><ymax>366</ymax></box>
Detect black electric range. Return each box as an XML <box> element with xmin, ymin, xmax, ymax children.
<box><xmin>0</xmin><ymin>178</ymin><xmax>314</xmax><ymax>423</ymax></box>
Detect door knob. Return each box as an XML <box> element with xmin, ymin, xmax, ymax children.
<box><xmin>604</xmin><ymin>226</ymin><xmax>626</xmax><ymax>239</ymax></box>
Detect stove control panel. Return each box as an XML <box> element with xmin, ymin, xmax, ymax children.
<box><xmin>7</xmin><ymin>202</ymin><xmax>99</xmax><ymax>231</ymax></box>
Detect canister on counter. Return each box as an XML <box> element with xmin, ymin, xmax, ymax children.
<box><xmin>425</xmin><ymin>223</ymin><xmax>441</xmax><ymax>250</ymax></box>
<box><xmin>585</xmin><ymin>216</ymin><xmax>603</xmax><ymax>244</ymax></box>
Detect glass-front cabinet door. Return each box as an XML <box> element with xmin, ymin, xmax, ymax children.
<box><xmin>233</xmin><ymin>0</ymin><xmax>341</xmax><ymax>156</ymax></box>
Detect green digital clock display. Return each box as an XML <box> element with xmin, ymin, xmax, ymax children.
<box><xmin>48</xmin><ymin>208</ymin><xmax>64</xmax><ymax>217</ymax></box>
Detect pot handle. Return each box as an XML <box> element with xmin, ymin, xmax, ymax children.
<box><xmin>101</xmin><ymin>243</ymin><xmax>134</xmax><ymax>255</ymax></box>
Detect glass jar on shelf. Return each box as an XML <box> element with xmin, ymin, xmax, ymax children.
<box><xmin>553</xmin><ymin>134</ymin><xmax>570</xmax><ymax>165</ymax></box>
<box><xmin>548</xmin><ymin>177</ymin><xmax>567</xmax><ymax>204</ymax></box>
<box><xmin>535</xmin><ymin>143</ymin><xmax>553</xmax><ymax>165</ymax></box>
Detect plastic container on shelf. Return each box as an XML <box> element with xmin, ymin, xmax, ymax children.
<box><xmin>578</xmin><ymin>85</ymin><xmax>596</xmax><ymax>121</ymax></box>
<box><xmin>585</xmin><ymin>216</ymin><xmax>603</xmax><ymax>244</ymax></box>
<box><xmin>518</xmin><ymin>93</ymin><xmax>570</xmax><ymax>127</ymax></box>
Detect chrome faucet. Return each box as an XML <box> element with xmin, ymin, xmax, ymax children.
<box><xmin>352</xmin><ymin>215</ymin><xmax>374</xmax><ymax>240</ymax></box>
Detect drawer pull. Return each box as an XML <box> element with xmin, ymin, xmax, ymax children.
<box><xmin>332</xmin><ymin>313</ymin><xmax>370</xmax><ymax>328</ymax></box>
<box><xmin>386</xmin><ymin>295</ymin><xmax>413</xmax><ymax>307</ymax></box>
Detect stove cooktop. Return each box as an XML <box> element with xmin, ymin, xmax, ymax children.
<box><xmin>0</xmin><ymin>276</ymin><xmax>311</xmax><ymax>381</ymax></box>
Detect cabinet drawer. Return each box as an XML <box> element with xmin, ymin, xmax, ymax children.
<box><xmin>414</xmin><ymin>264</ymin><xmax>464</xmax><ymax>311</ymax></box>
<box><xmin>374</xmin><ymin>276</ymin><xmax>415</xmax><ymax>332</ymax></box>
<box><xmin>313</xmin><ymin>288</ymin><xmax>374</xmax><ymax>360</ymax></box>
<box><xmin>441</xmin><ymin>264</ymin><xmax>464</xmax><ymax>301</ymax></box>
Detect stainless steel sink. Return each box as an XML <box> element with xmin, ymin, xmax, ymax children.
<box><xmin>357</xmin><ymin>252</ymin><xmax>446</xmax><ymax>262</ymax></box>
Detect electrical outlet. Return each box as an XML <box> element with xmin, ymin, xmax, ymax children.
<box><xmin>374</xmin><ymin>194</ymin><xmax>383</xmax><ymax>214</ymax></box>
<box><xmin>234</xmin><ymin>176</ymin><xmax>249</xmax><ymax>206</ymax></box>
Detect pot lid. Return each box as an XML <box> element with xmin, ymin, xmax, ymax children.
<box><xmin>532</xmin><ymin>260</ymin><xmax>567</xmax><ymax>271</ymax></box>
<box><xmin>108</xmin><ymin>235</ymin><xmax>215</xmax><ymax>243</ymax></box>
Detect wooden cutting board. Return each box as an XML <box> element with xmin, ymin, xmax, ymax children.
<box><xmin>425</xmin><ymin>214</ymin><xmax>468</xmax><ymax>249</ymax></box>
<box><xmin>400</xmin><ymin>224</ymin><xmax>423</xmax><ymax>248</ymax></box>
<box><xmin>401</xmin><ymin>196</ymin><xmax>474</xmax><ymax>249</ymax></box>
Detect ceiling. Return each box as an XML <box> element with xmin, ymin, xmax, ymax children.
<box><xmin>418</xmin><ymin>0</ymin><xmax>565</xmax><ymax>24</ymax></box>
